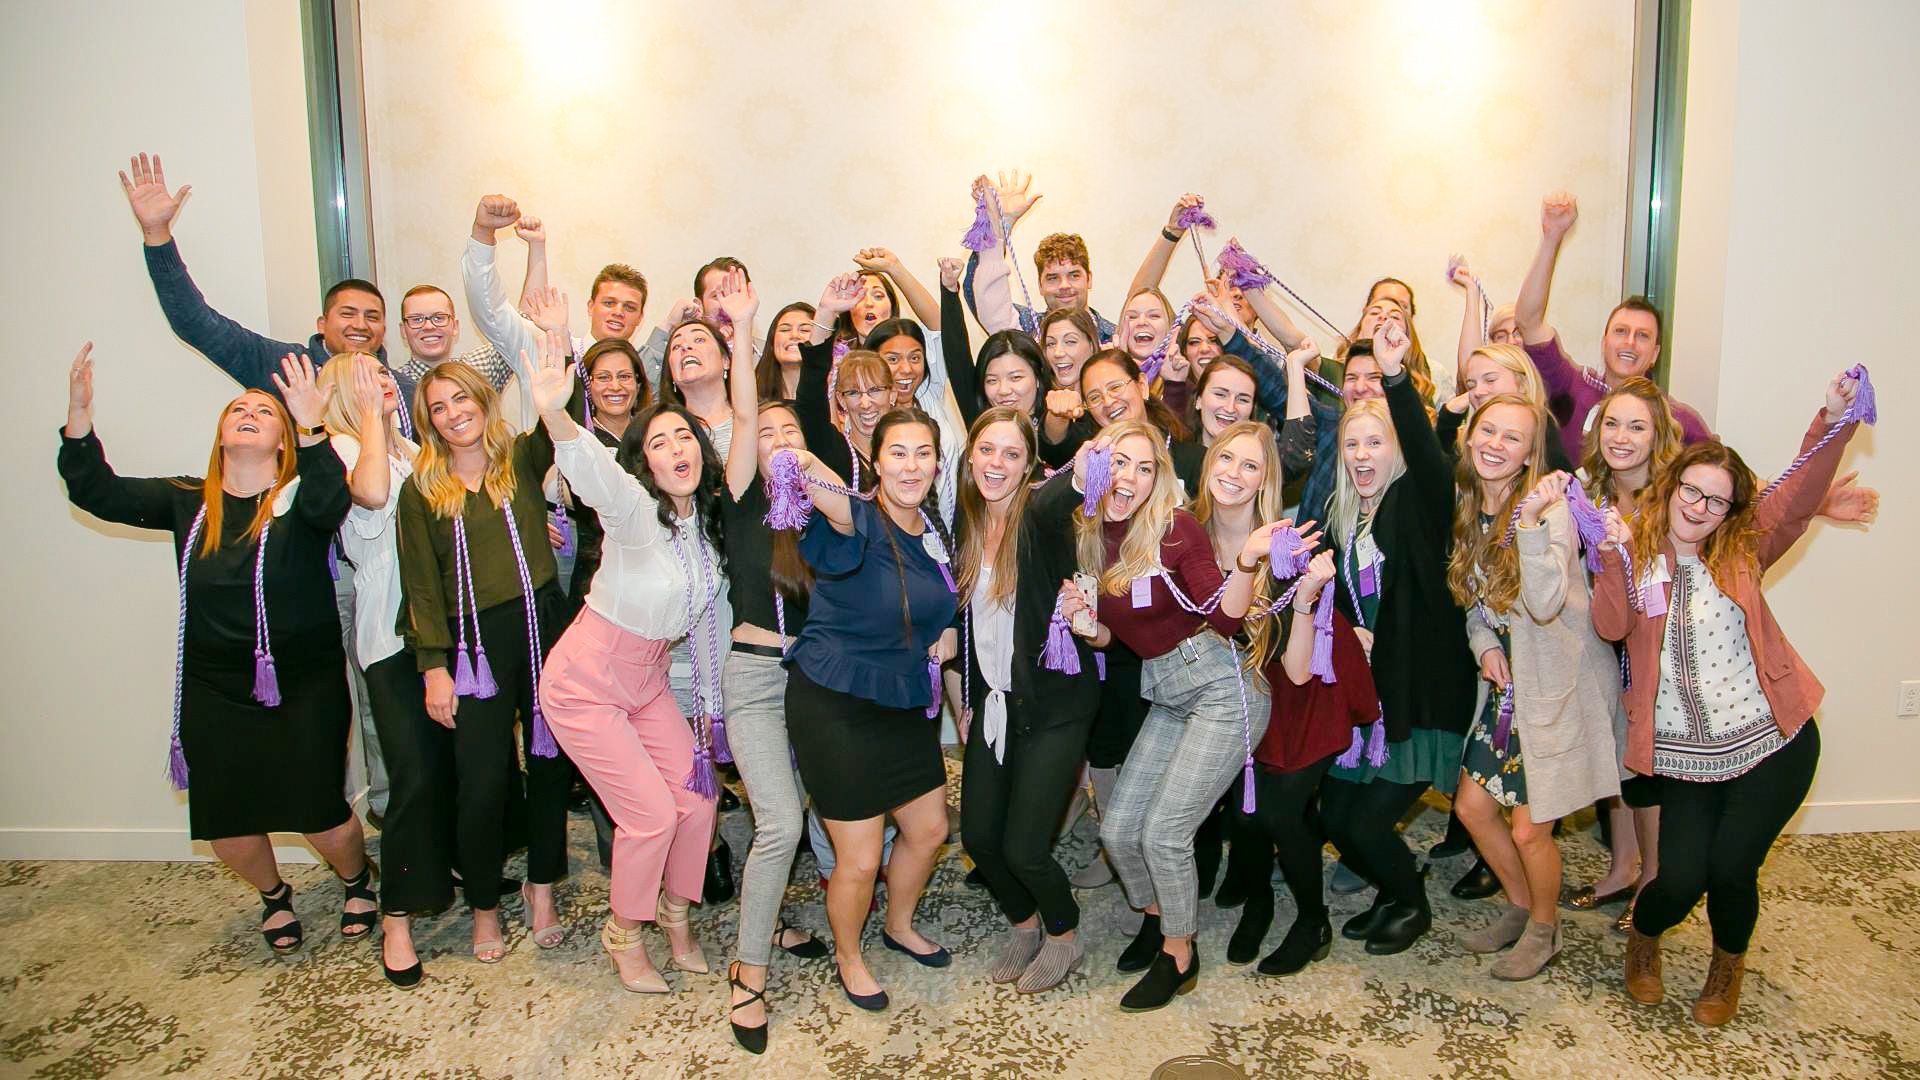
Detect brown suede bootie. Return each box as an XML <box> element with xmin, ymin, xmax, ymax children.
<box><xmin>1623</xmin><ymin>928</ymin><xmax>1664</xmax><ymax>1004</ymax></box>
<box><xmin>1692</xmin><ymin>947</ymin><xmax>1746</xmax><ymax>1026</ymax></box>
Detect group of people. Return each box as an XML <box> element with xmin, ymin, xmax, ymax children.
<box><xmin>68</xmin><ymin>155</ymin><xmax>1878</xmax><ymax>1054</ymax></box>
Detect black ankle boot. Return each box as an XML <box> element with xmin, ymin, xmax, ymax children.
<box><xmin>1450</xmin><ymin>857</ymin><xmax>1500</xmax><ymax>900</ymax></box>
<box><xmin>1116</xmin><ymin>914</ymin><xmax>1164</xmax><ymax>973</ymax></box>
<box><xmin>1118</xmin><ymin>947</ymin><xmax>1199</xmax><ymax>1012</ymax></box>
<box><xmin>1365</xmin><ymin>898</ymin><xmax>1432</xmax><ymax>955</ymax></box>
<box><xmin>1258</xmin><ymin>913</ymin><xmax>1332</xmax><ymax>976</ymax></box>
<box><xmin>1429</xmin><ymin>811</ymin><xmax>1472</xmax><ymax>859</ymax></box>
<box><xmin>1341</xmin><ymin>890</ymin><xmax>1392</xmax><ymax>940</ymax></box>
<box><xmin>1226</xmin><ymin>887</ymin><xmax>1273</xmax><ymax>965</ymax></box>
<box><xmin>705</xmin><ymin>838</ymin><xmax>737</xmax><ymax>904</ymax></box>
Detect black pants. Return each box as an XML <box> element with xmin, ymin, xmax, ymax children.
<box><xmin>363</xmin><ymin>651</ymin><xmax>456</xmax><ymax>915</ymax></box>
<box><xmin>1086</xmin><ymin>648</ymin><xmax>1148</xmax><ymax>770</ymax></box>
<box><xmin>1243</xmin><ymin>755</ymin><xmax>1338</xmax><ymax>921</ymax></box>
<box><xmin>452</xmin><ymin>588</ymin><xmax>572</xmax><ymax>911</ymax></box>
<box><xmin>1320</xmin><ymin>776</ymin><xmax>1431</xmax><ymax>908</ymax></box>
<box><xmin>1633</xmin><ymin>721</ymin><xmax>1820</xmax><ymax>953</ymax></box>
<box><xmin>961</xmin><ymin>711</ymin><xmax>1093</xmax><ymax>934</ymax></box>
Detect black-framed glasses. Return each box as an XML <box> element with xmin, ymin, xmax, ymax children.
<box><xmin>1676</xmin><ymin>482</ymin><xmax>1732</xmax><ymax>516</ymax></box>
<box><xmin>402</xmin><ymin>313</ymin><xmax>452</xmax><ymax>329</ymax></box>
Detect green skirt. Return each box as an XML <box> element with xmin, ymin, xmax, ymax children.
<box><xmin>1329</xmin><ymin>727</ymin><xmax>1466</xmax><ymax>794</ymax></box>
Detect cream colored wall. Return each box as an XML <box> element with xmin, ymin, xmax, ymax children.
<box><xmin>358</xmin><ymin>1</ymin><xmax>1637</xmax><ymax>384</ymax></box>
<box><xmin>0</xmin><ymin>1</ymin><xmax>319</xmax><ymax>859</ymax></box>
<box><xmin>1672</xmin><ymin>0</ymin><xmax>1920</xmax><ymax>832</ymax></box>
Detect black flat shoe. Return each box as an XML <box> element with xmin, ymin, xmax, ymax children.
<box><xmin>381</xmin><ymin>938</ymin><xmax>424</xmax><ymax>990</ymax></box>
<box><xmin>1226</xmin><ymin>891</ymin><xmax>1273</xmax><ymax>965</ymax></box>
<box><xmin>705</xmin><ymin>839</ymin><xmax>736</xmax><ymax>904</ymax></box>
<box><xmin>1118</xmin><ymin>948</ymin><xmax>1199</xmax><ymax>1012</ymax></box>
<box><xmin>258</xmin><ymin>881</ymin><xmax>303</xmax><ymax>955</ymax></box>
<box><xmin>1450</xmin><ymin>858</ymin><xmax>1500</xmax><ymax>900</ymax></box>
<box><xmin>880</xmin><ymin>931</ymin><xmax>952</xmax><ymax>968</ymax></box>
<box><xmin>728</xmin><ymin>961</ymin><xmax>768</xmax><ymax>1054</ymax></box>
<box><xmin>1257</xmin><ymin>915</ymin><xmax>1332</xmax><ymax>976</ymax></box>
<box><xmin>1364</xmin><ymin>901</ymin><xmax>1431</xmax><ymax>955</ymax></box>
<box><xmin>1341</xmin><ymin>891</ymin><xmax>1392</xmax><ymax>941</ymax></box>
<box><xmin>1116</xmin><ymin>914</ymin><xmax>1164</xmax><ymax>973</ymax></box>
<box><xmin>835</xmin><ymin>963</ymin><xmax>889</xmax><ymax>1011</ymax></box>
<box><xmin>773</xmin><ymin>919</ymin><xmax>829</xmax><ymax>960</ymax></box>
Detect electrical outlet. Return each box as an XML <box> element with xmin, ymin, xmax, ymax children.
<box><xmin>1900</xmin><ymin>682</ymin><xmax>1920</xmax><ymax>718</ymax></box>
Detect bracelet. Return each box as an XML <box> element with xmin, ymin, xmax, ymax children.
<box><xmin>1293</xmin><ymin>601</ymin><xmax>1315</xmax><ymax>614</ymax></box>
<box><xmin>812</xmin><ymin>320</ymin><xmax>838</xmax><ymax>334</ymax></box>
<box><xmin>1234</xmin><ymin>555</ymin><xmax>1263</xmax><ymax>574</ymax></box>
<box><xmin>1161</xmin><ymin>226</ymin><xmax>1183</xmax><ymax>243</ymax></box>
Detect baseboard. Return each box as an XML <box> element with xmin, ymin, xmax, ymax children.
<box><xmin>0</xmin><ymin>828</ymin><xmax>323</xmax><ymax>864</ymax></box>
<box><xmin>1787</xmin><ymin>800</ymin><xmax>1920</xmax><ymax>835</ymax></box>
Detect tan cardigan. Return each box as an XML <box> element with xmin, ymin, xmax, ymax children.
<box><xmin>1466</xmin><ymin>502</ymin><xmax>1625</xmax><ymax>822</ymax></box>
<box><xmin>1592</xmin><ymin>409</ymin><xmax>1853</xmax><ymax>777</ymax></box>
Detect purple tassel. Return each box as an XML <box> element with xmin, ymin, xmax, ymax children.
<box><xmin>1240</xmin><ymin>759</ymin><xmax>1257</xmax><ymax>814</ymax></box>
<box><xmin>926</xmin><ymin>655</ymin><xmax>943</xmax><ymax>719</ymax></box>
<box><xmin>1364</xmin><ymin>718</ymin><xmax>1389</xmax><ymax>768</ymax></box>
<box><xmin>961</xmin><ymin>196</ymin><xmax>996</xmax><ymax>252</ymax></box>
<box><xmin>471</xmin><ymin>645</ymin><xmax>499</xmax><ymax>698</ymax></box>
<box><xmin>1309</xmin><ymin>584</ymin><xmax>1338</xmax><ymax>682</ymax></box>
<box><xmin>686</xmin><ymin>746</ymin><xmax>719</xmax><ymax>799</ymax></box>
<box><xmin>763</xmin><ymin>451</ymin><xmax>815</xmax><ymax>530</ymax></box>
<box><xmin>1269</xmin><ymin>525</ymin><xmax>1311</xmax><ymax>578</ymax></box>
<box><xmin>831</xmin><ymin>339</ymin><xmax>849</xmax><ymax>361</ymax></box>
<box><xmin>1041</xmin><ymin>609</ymin><xmax>1081</xmax><ymax>674</ymax></box>
<box><xmin>166</xmin><ymin>738</ymin><xmax>190</xmax><ymax>792</ymax></box>
<box><xmin>1094</xmin><ymin>651</ymin><xmax>1107</xmax><ymax>681</ymax></box>
<box><xmin>1565</xmin><ymin>482</ymin><xmax>1611</xmax><ymax>573</ymax></box>
<box><xmin>1139</xmin><ymin>350</ymin><xmax>1166</xmax><ymax>384</ymax></box>
<box><xmin>1491</xmin><ymin>689</ymin><xmax>1515</xmax><ymax>754</ymax></box>
<box><xmin>1080</xmin><ymin>445</ymin><xmax>1113</xmax><ymax>516</ymax></box>
<box><xmin>528</xmin><ymin>701</ymin><xmax>558</xmax><ymax>758</ymax></box>
<box><xmin>1174</xmin><ymin>202</ymin><xmax>1215</xmax><ymax>231</ymax></box>
<box><xmin>1846</xmin><ymin>363</ymin><xmax>1877</xmax><ymax>424</ymax></box>
<box><xmin>1217</xmin><ymin>239</ymin><xmax>1272</xmax><ymax>291</ymax></box>
<box><xmin>252</xmin><ymin>651</ymin><xmax>282</xmax><ymax>707</ymax></box>
<box><xmin>1334</xmin><ymin>726</ymin><xmax>1366</xmax><ymax>768</ymax></box>
<box><xmin>452</xmin><ymin>647</ymin><xmax>478</xmax><ymax>695</ymax></box>
<box><xmin>710</xmin><ymin>714</ymin><xmax>733</xmax><ymax>764</ymax></box>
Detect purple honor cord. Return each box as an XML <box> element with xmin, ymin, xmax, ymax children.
<box><xmin>1757</xmin><ymin>363</ymin><xmax>1878</xmax><ymax>501</ymax></box>
<box><xmin>501</xmin><ymin>508</ymin><xmax>557</xmax><ymax>758</ymax></box>
<box><xmin>250</xmin><ymin>516</ymin><xmax>281</xmax><ymax>707</ymax></box>
<box><xmin>1334</xmin><ymin>534</ymin><xmax>1390</xmax><ymax>769</ymax></box>
<box><xmin>671</xmin><ymin>525</ymin><xmax>724</xmax><ymax>798</ymax></box>
<box><xmin>450</xmin><ymin>516</ymin><xmax>499</xmax><ymax>697</ymax></box>
<box><xmin>166</xmin><ymin>507</ymin><xmax>210</xmax><ymax>790</ymax></box>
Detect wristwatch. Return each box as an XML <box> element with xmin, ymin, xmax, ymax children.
<box><xmin>297</xmin><ymin>423</ymin><xmax>327</xmax><ymax>438</ymax></box>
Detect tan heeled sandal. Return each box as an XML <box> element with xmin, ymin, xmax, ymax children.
<box><xmin>601</xmin><ymin>916</ymin><xmax>669</xmax><ymax>993</ymax></box>
<box><xmin>656</xmin><ymin>893</ymin><xmax>709</xmax><ymax>974</ymax></box>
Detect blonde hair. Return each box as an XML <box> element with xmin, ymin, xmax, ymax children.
<box><xmin>1463</xmin><ymin>343</ymin><xmax>1547</xmax><ymax>408</ymax></box>
<box><xmin>1073</xmin><ymin>421</ymin><xmax>1185</xmax><ymax>596</ymax></box>
<box><xmin>1326</xmin><ymin>399</ymin><xmax>1407</xmax><ymax>550</ymax></box>
<box><xmin>955</xmin><ymin>408</ymin><xmax>1038</xmax><ymax>607</ymax></box>
<box><xmin>1445</xmin><ymin>395</ymin><xmax>1550</xmax><ymax>615</ymax></box>
<box><xmin>410</xmin><ymin>362</ymin><xmax>518</xmax><ymax>518</ymax></box>
<box><xmin>184</xmin><ymin>391</ymin><xmax>298</xmax><ymax>556</ymax></box>
<box><xmin>316</xmin><ymin>353</ymin><xmax>408</xmax><ymax>459</ymax></box>
<box><xmin>1194</xmin><ymin>422</ymin><xmax>1292</xmax><ymax>667</ymax></box>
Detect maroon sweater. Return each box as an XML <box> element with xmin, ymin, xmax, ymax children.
<box><xmin>1257</xmin><ymin>608</ymin><xmax>1379</xmax><ymax>772</ymax></box>
<box><xmin>1094</xmin><ymin>511</ymin><xmax>1243</xmax><ymax>660</ymax></box>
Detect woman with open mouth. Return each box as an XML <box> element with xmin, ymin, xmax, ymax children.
<box><xmin>1161</xmin><ymin>352</ymin><xmax>1315</xmax><ymax>501</ymax></box>
<box><xmin>658</xmin><ymin>317</ymin><xmax>736</xmax><ymax>465</ymax></box>
<box><xmin>1316</xmin><ymin>323</ymin><xmax>1478</xmax><ymax>959</ymax></box>
<box><xmin>1447</xmin><ymin>394</ymin><xmax>1625</xmax><ymax>981</ymax></box>
<box><xmin>954</xmin><ymin>407</ymin><xmax>1100</xmax><ymax>994</ymax></box>
<box><xmin>528</xmin><ymin>331</ymin><xmax>727</xmax><ymax>999</ymax></box>
<box><xmin>797</xmin><ymin>273</ymin><xmax>904</xmax><ymax>492</ymax></box>
<box><xmin>1596</xmin><ymin>370</ymin><xmax>1865</xmax><ymax>1027</ymax></box>
<box><xmin>1037</xmin><ymin>307</ymin><xmax>1101</xmax><ymax>467</ymax></box>
<box><xmin>59</xmin><ymin>348</ymin><xmax>371</xmax><ymax>962</ymax></box>
<box><xmin>561</xmin><ymin>340</ymin><xmax>653</xmax><ymax>609</ymax></box>
<box><xmin>776</xmin><ymin>407</ymin><xmax>960</xmax><ymax>1015</ymax></box>
<box><xmin>1055</xmin><ymin>420</ymin><xmax>1295</xmax><ymax>1011</ymax></box>
<box><xmin>864</xmin><ymin>315</ymin><xmax>968</xmax><ymax>521</ymax></box>
<box><xmin>396</xmin><ymin>347</ymin><xmax>577</xmax><ymax>966</ymax></box>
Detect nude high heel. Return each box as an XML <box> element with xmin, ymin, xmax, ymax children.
<box><xmin>656</xmin><ymin>892</ymin><xmax>709</xmax><ymax>974</ymax></box>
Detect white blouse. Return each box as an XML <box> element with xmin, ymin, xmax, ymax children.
<box><xmin>1652</xmin><ymin>555</ymin><xmax>1783</xmax><ymax>781</ymax></box>
<box><xmin>330</xmin><ymin>431</ymin><xmax>417</xmax><ymax>668</ymax></box>
<box><xmin>970</xmin><ymin>561</ymin><xmax>1017</xmax><ymax>764</ymax></box>
<box><xmin>553</xmin><ymin>431</ymin><xmax>722</xmax><ymax>641</ymax></box>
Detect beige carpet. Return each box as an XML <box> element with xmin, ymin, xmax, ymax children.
<box><xmin>3</xmin><ymin>776</ymin><xmax>1918</xmax><ymax>1079</ymax></box>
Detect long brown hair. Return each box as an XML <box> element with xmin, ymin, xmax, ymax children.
<box><xmin>955</xmin><ymin>407</ymin><xmax>1038</xmax><ymax>606</ymax></box>
<box><xmin>1446</xmin><ymin>395</ymin><xmax>1550</xmax><ymax>614</ymax></box>
<box><xmin>181</xmin><ymin>390</ymin><xmax>299</xmax><ymax>555</ymax></box>
<box><xmin>1581</xmin><ymin>377</ymin><xmax>1680</xmax><ymax>509</ymax></box>
<box><xmin>410</xmin><ymin>362</ymin><xmax>519</xmax><ymax>518</ymax></box>
<box><xmin>756</xmin><ymin>302</ymin><xmax>815</xmax><ymax>401</ymax></box>
<box><xmin>1632</xmin><ymin>441</ymin><xmax>1760</xmax><ymax>593</ymax></box>
<box><xmin>870</xmin><ymin>407</ymin><xmax>953</xmax><ymax>652</ymax></box>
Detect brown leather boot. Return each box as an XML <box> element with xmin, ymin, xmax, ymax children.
<box><xmin>1623</xmin><ymin>928</ymin><xmax>1664</xmax><ymax>1004</ymax></box>
<box><xmin>1692</xmin><ymin>947</ymin><xmax>1746</xmax><ymax>1026</ymax></box>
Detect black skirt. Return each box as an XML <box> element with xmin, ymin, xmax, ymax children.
<box><xmin>786</xmin><ymin>667</ymin><xmax>945</xmax><ymax>821</ymax></box>
<box><xmin>179</xmin><ymin>647</ymin><xmax>353</xmax><ymax>841</ymax></box>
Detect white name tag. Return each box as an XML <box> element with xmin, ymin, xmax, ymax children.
<box><xmin>1130</xmin><ymin>575</ymin><xmax>1154</xmax><ymax>609</ymax></box>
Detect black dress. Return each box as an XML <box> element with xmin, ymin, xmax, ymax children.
<box><xmin>58</xmin><ymin>430</ymin><xmax>354</xmax><ymax>841</ymax></box>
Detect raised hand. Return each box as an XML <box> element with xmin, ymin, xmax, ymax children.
<box><xmin>1046</xmin><ymin>387</ymin><xmax>1085</xmax><ymax>421</ymax></box>
<box><xmin>1190</xmin><ymin>286</ymin><xmax>1240</xmax><ymax>339</ymax></box>
<box><xmin>1447</xmin><ymin>254</ymin><xmax>1474</xmax><ymax>289</ymax></box>
<box><xmin>1518</xmin><ymin>470</ymin><xmax>1571</xmax><ymax>526</ymax></box>
<box><xmin>937</xmin><ymin>257</ymin><xmax>963</xmax><ymax>292</ymax></box>
<box><xmin>1818</xmin><ymin>471</ymin><xmax>1879</xmax><ymax>525</ymax></box>
<box><xmin>1375</xmin><ymin>321</ymin><xmax>1411</xmax><ymax>374</ymax></box>
<box><xmin>1166</xmin><ymin>193</ymin><xmax>1203</xmax><ymax>233</ymax></box>
<box><xmin>65</xmin><ymin>343</ymin><xmax>96</xmax><ymax>437</ymax></box>
<box><xmin>990</xmin><ymin>169</ymin><xmax>1042</xmax><ymax>226</ymax></box>
<box><xmin>350</xmin><ymin>354</ymin><xmax>388</xmax><ymax>419</ymax></box>
<box><xmin>1162</xmin><ymin>349</ymin><xmax>1192</xmax><ymax>383</ymax></box>
<box><xmin>524</xmin><ymin>285</ymin><xmax>571</xmax><ymax>334</ymax></box>
<box><xmin>712</xmin><ymin>267</ymin><xmax>759</xmax><ymax>327</ymax></box>
<box><xmin>513</xmin><ymin>214</ymin><xmax>546</xmax><ymax>245</ymax></box>
<box><xmin>1296</xmin><ymin>550</ymin><xmax>1337</xmax><ymax>605</ymax></box>
<box><xmin>472</xmin><ymin>194</ymin><xmax>521</xmax><ymax>239</ymax></box>
<box><xmin>1286</xmin><ymin>338</ymin><xmax>1320</xmax><ymax>372</ymax></box>
<box><xmin>1290</xmin><ymin>518</ymin><xmax>1326</xmax><ymax>553</ymax></box>
<box><xmin>818</xmin><ymin>272</ymin><xmax>864</xmax><ymax>316</ymax></box>
<box><xmin>525</xmin><ymin>330</ymin><xmax>576</xmax><ymax>417</ymax></box>
<box><xmin>1824</xmin><ymin>371</ymin><xmax>1858</xmax><ymax>423</ymax></box>
<box><xmin>1541</xmin><ymin>191</ymin><xmax>1578</xmax><ymax>240</ymax></box>
<box><xmin>271</xmin><ymin>353</ymin><xmax>326</xmax><ymax>433</ymax></box>
<box><xmin>119</xmin><ymin>152</ymin><xmax>191</xmax><ymax>244</ymax></box>
<box><xmin>852</xmin><ymin>247</ymin><xmax>902</xmax><ymax>276</ymax></box>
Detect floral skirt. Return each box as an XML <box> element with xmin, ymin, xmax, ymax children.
<box><xmin>1462</xmin><ymin>686</ymin><xmax>1527</xmax><ymax>808</ymax></box>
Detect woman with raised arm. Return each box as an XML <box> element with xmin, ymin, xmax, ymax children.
<box><xmin>937</xmin><ymin>258</ymin><xmax>1048</xmax><ymax>434</ymax></box>
<box><xmin>1055</xmin><ymin>421</ymin><xmax>1295</xmax><ymax>1011</ymax></box>
<box><xmin>777</xmin><ymin>408</ymin><xmax>960</xmax><ymax>1013</ymax></box>
<box><xmin>755</xmin><ymin>302</ymin><xmax>816</xmax><ymax>402</ymax></box>
<box><xmin>798</xmin><ymin>273</ymin><xmax>901</xmax><ymax>490</ymax></box>
<box><xmin>559</xmin><ymin>339</ymin><xmax>652</xmax><ymax>606</ymax></box>
<box><xmin>1315</xmin><ymin>323</ymin><xmax>1479</xmax><ymax>958</ymax></box>
<box><xmin>1596</xmin><ymin>372</ymin><xmax>1866</xmax><ymax>1027</ymax></box>
<box><xmin>529</xmin><ymin>335</ymin><xmax>724</xmax><ymax>998</ymax></box>
<box><xmin>956</xmin><ymin>406</ymin><xmax>1101</xmax><ymax>994</ymax></box>
<box><xmin>1446</xmin><ymin>396</ymin><xmax>1624</xmax><ymax>980</ymax></box>
<box><xmin>1448</xmin><ymin>256</ymin><xmax>1521</xmax><ymax>391</ymax></box>
<box><xmin>58</xmin><ymin>347</ymin><xmax>372</xmax><ymax>956</ymax></box>
<box><xmin>1037</xmin><ymin>307</ymin><xmax>1102</xmax><ymax>467</ymax></box>
<box><xmin>396</xmin><ymin>353</ymin><xmax>575</xmax><ymax>964</ymax></box>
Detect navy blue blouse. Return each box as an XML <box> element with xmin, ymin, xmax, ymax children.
<box><xmin>788</xmin><ymin>499</ymin><xmax>958</xmax><ymax>709</ymax></box>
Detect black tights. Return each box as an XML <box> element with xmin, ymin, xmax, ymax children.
<box><xmin>1633</xmin><ymin>722</ymin><xmax>1819</xmax><ymax>954</ymax></box>
<box><xmin>1320</xmin><ymin>776</ymin><xmax>1432</xmax><ymax>908</ymax></box>
<box><xmin>1241</xmin><ymin>755</ymin><xmax>1337</xmax><ymax>922</ymax></box>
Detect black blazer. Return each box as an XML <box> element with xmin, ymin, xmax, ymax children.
<box><xmin>1333</xmin><ymin>373</ymin><xmax>1477</xmax><ymax>739</ymax></box>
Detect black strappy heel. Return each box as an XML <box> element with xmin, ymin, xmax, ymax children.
<box><xmin>259</xmin><ymin>882</ymin><xmax>303</xmax><ymax>955</ymax></box>
<box><xmin>773</xmin><ymin>918</ymin><xmax>829</xmax><ymax>960</ymax></box>
<box><xmin>728</xmin><ymin>961</ymin><xmax>769</xmax><ymax>1055</ymax></box>
<box><xmin>339</xmin><ymin>863</ymin><xmax>378</xmax><ymax>940</ymax></box>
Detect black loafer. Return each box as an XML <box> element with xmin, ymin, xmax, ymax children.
<box><xmin>705</xmin><ymin>839</ymin><xmax>737</xmax><ymax>904</ymax></box>
<box><xmin>1118</xmin><ymin>948</ymin><xmax>1199</xmax><ymax>1012</ymax></box>
<box><xmin>880</xmin><ymin>931</ymin><xmax>952</xmax><ymax>968</ymax></box>
<box><xmin>1364</xmin><ymin>901</ymin><xmax>1432</xmax><ymax>955</ymax></box>
<box><xmin>1258</xmin><ymin>915</ymin><xmax>1333</xmax><ymax>976</ymax></box>
<box><xmin>1450</xmin><ymin>858</ymin><xmax>1500</xmax><ymax>901</ymax></box>
<box><xmin>1226</xmin><ymin>891</ymin><xmax>1273</xmax><ymax>965</ymax></box>
<box><xmin>1116</xmin><ymin>914</ymin><xmax>1164</xmax><ymax>973</ymax></box>
<box><xmin>1341</xmin><ymin>891</ymin><xmax>1392</xmax><ymax>941</ymax></box>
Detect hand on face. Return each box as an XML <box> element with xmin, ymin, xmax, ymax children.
<box><xmin>350</xmin><ymin>353</ymin><xmax>393</xmax><ymax>418</ymax></box>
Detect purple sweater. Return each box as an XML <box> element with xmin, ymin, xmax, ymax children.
<box><xmin>1526</xmin><ymin>334</ymin><xmax>1713</xmax><ymax>463</ymax></box>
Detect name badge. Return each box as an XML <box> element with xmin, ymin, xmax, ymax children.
<box><xmin>1358</xmin><ymin>560</ymin><xmax>1378</xmax><ymax>598</ymax></box>
<box><xmin>1130</xmin><ymin>575</ymin><xmax>1154</xmax><ymax>609</ymax></box>
<box><xmin>1643</xmin><ymin>581</ymin><xmax>1668</xmax><ymax>619</ymax></box>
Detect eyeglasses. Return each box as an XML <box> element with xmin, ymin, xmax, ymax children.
<box><xmin>839</xmin><ymin>387</ymin><xmax>889</xmax><ymax>403</ymax></box>
<box><xmin>1676</xmin><ymin>482</ymin><xmax>1732</xmax><ymax>517</ymax></box>
<box><xmin>402</xmin><ymin>313</ymin><xmax>452</xmax><ymax>329</ymax></box>
<box><xmin>589</xmin><ymin>371</ymin><xmax>638</xmax><ymax>385</ymax></box>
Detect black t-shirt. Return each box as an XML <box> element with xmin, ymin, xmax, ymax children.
<box><xmin>720</xmin><ymin>480</ymin><xmax>812</xmax><ymax>635</ymax></box>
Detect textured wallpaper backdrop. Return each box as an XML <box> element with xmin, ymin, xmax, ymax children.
<box><xmin>360</xmin><ymin>0</ymin><xmax>1636</xmax><ymax>373</ymax></box>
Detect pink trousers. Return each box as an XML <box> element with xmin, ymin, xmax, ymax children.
<box><xmin>538</xmin><ymin>607</ymin><xmax>714</xmax><ymax>922</ymax></box>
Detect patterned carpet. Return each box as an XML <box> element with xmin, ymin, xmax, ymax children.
<box><xmin>4</xmin><ymin>769</ymin><xmax>1919</xmax><ymax>1080</ymax></box>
